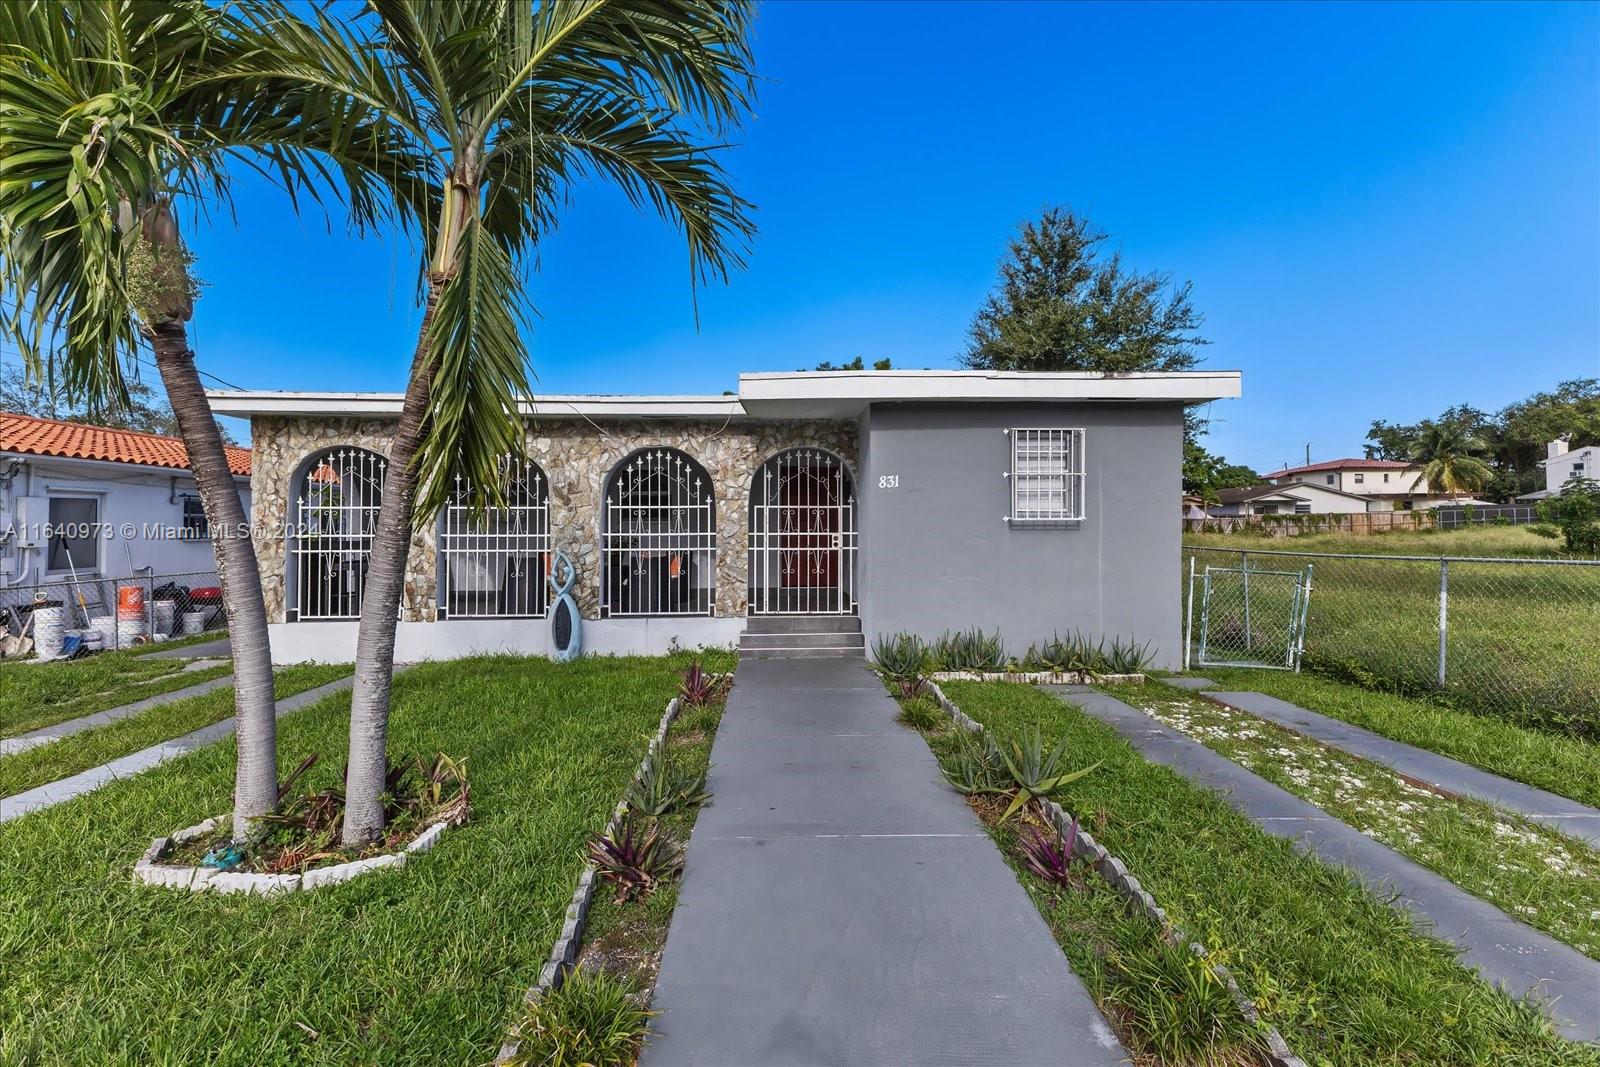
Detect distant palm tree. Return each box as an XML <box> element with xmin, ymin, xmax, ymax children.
<box><xmin>260</xmin><ymin>0</ymin><xmax>757</xmax><ymax>846</ymax></box>
<box><xmin>1410</xmin><ymin>423</ymin><xmax>1493</xmax><ymax>501</ymax></box>
<box><xmin>0</xmin><ymin>0</ymin><xmax>421</xmax><ymax>839</ymax></box>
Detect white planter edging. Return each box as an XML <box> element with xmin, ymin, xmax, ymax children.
<box><xmin>496</xmin><ymin>690</ymin><xmax>692</xmax><ymax>1065</ymax></box>
<box><xmin>921</xmin><ymin>680</ymin><xmax>1305</xmax><ymax>1067</ymax></box>
<box><xmin>134</xmin><ymin>811</ymin><xmax>459</xmax><ymax>897</ymax></box>
<box><xmin>926</xmin><ymin>670</ymin><xmax>1145</xmax><ymax>686</ymax></box>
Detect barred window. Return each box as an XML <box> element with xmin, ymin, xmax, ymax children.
<box><xmin>181</xmin><ymin>496</ymin><xmax>208</xmax><ymax>537</ymax></box>
<box><xmin>1008</xmin><ymin>428</ymin><xmax>1085</xmax><ymax>524</ymax></box>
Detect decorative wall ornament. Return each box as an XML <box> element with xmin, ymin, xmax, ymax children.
<box><xmin>548</xmin><ymin>549</ymin><xmax>582</xmax><ymax>662</ymax></box>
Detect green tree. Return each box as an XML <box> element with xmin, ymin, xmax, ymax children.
<box><xmin>1409</xmin><ymin>422</ymin><xmax>1493</xmax><ymax>501</ymax></box>
<box><xmin>266</xmin><ymin>0</ymin><xmax>757</xmax><ymax>846</ymax></box>
<box><xmin>0</xmin><ymin>0</ymin><xmax>414</xmax><ymax>839</ymax></box>
<box><xmin>1183</xmin><ymin>438</ymin><xmax>1258</xmax><ymax>502</ymax></box>
<box><xmin>1534</xmin><ymin>478</ymin><xmax>1600</xmax><ymax>555</ymax></box>
<box><xmin>963</xmin><ymin>207</ymin><xmax>1207</xmax><ymax>374</ymax></box>
<box><xmin>1495</xmin><ymin>379</ymin><xmax>1600</xmax><ymax>496</ymax></box>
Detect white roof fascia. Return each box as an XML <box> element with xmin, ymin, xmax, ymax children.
<box><xmin>205</xmin><ymin>391</ymin><xmax>743</xmax><ymax>420</ymax></box>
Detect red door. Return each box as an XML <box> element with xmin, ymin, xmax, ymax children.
<box><xmin>778</xmin><ymin>470</ymin><xmax>838</xmax><ymax>589</ymax></box>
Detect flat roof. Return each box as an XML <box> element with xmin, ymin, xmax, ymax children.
<box><xmin>206</xmin><ymin>370</ymin><xmax>1241</xmax><ymax>421</ymax></box>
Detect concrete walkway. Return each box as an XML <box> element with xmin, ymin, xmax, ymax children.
<box><xmin>1052</xmin><ymin>686</ymin><xmax>1600</xmax><ymax>1042</ymax></box>
<box><xmin>139</xmin><ymin>636</ymin><xmax>231</xmax><ymax>660</ymax></box>
<box><xmin>644</xmin><ymin>657</ymin><xmax>1126</xmax><ymax>1066</ymax></box>
<box><xmin>1205</xmin><ymin>690</ymin><xmax>1600</xmax><ymax>848</ymax></box>
<box><xmin>0</xmin><ymin>672</ymin><xmax>235</xmax><ymax>757</ymax></box>
<box><xmin>0</xmin><ymin>674</ymin><xmax>355</xmax><ymax>823</ymax></box>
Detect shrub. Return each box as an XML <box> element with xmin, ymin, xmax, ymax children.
<box><xmin>871</xmin><ymin>632</ymin><xmax>928</xmax><ymax>687</ymax></box>
<box><xmin>1103</xmin><ymin>929</ymin><xmax>1267</xmax><ymax>1065</ymax></box>
<box><xmin>896</xmin><ymin>696</ymin><xmax>944</xmax><ymax>732</ymax></box>
<box><xmin>626</xmin><ymin>758</ymin><xmax>709</xmax><ymax>818</ymax></box>
<box><xmin>512</xmin><ymin>969</ymin><xmax>653</xmax><ymax>1067</ymax></box>
<box><xmin>1535</xmin><ymin>478</ymin><xmax>1600</xmax><ymax>555</ymax></box>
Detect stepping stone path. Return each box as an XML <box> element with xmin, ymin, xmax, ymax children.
<box><xmin>1051</xmin><ymin>685</ymin><xmax>1600</xmax><ymax>1043</ymax></box>
<box><xmin>1163</xmin><ymin>676</ymin><xmax>1219</xmax><ymax>690</ymax></box>
<box><xmin>1207</xmin><ymin>691</ymin><xmax>1600</xmax><ymax>848</ymax></box>
<box><xmin>644</xmin><ymin>656</ymin><xmax>1126</xmax><ymax>1066</ymax></box>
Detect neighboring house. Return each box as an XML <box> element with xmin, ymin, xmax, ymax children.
<box><xmin>1261</xmin><ymin>457</ymin><xmax>1456</xmax><ymax>510</ymax></box>
<box><xmin>1519</xmin><ymin>439</ymin><xmax>1599</xmax><ymax>502</ymax></box>
<box><xmin>1206</xmin><ymin>481</ymin><xmax>1378</xmax><ymax>517</ymax></box>
<box><xmin>0</xmin><ymin>413</ymin><xmax>251</xmax><ymax>588</ymax></box>
<box><xmin>207</xmin><ymin>369</ymin><xmax>1241</xmax><ymax>667</ymax></box>
<box><xmin>1181</xmin><ymin>494</ymin><xmax>1208</xmax><ymax>520</ymax></box>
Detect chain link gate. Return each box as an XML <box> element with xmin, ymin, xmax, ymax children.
<box><xmin>1186</xmin><ymin>557</ymin><xmax>1313</xmax><ymax>671</ymax></box>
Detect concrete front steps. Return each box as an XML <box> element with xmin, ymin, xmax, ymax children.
<box><xmin>740</xmin><ymin>615</ymin><xmax>864</xmax><ymax>659</ymax></box>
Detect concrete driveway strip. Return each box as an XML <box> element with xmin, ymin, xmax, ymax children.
<box><xmin>1205</xmin><ymin>690</ymin><xmax>1600</xmax><ymax>847</ymax></box>
<box><xmin>1</xmin><ymin>674</ymin><xmax>356</xmax><ymax>823</ymax></box>
<box><xmin>1053</xmin><ymin>686</ymin><xmax>1600</xmax><ymax>1043</ymax></box>
<box><xmin>644</xmin><ymin>656</ymin><xmax>1127</xmax><ymax>1067</ymax></box>
<box><xmin>0</xmin><ymin>674</ymin><xmax>236</xmax><ymax>757</ymax></box>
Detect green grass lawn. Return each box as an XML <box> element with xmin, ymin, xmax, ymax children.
<box><xmin>1118</xmin><ymin>682</ymin><xmax>1600</xmax><ymax>958</ymax></box>
<box><xmin>0</xmin><ymin>652</ymin><xmax>729</xmax><ymax>1065</ymax></box>
<box><xmin>0</xmin><ymin>647</ymin><xmax>232</xmax><ymax>739</ymax></box>
<box><xmin>941</xmin><ymin>680</ymin><xmax>1598</xmax><ymax>1067</ymax></box>
<box><xmin>0</xmin><ymin>665</ymin><xmax>350</xmax><ymax>799</ymax></box>
<box><xmin>1193</xmin><ymin>668</ymin><xmax>1600</xmax><ymax>810</ymax></box>
<box><xmin>1183</xmin><ymin>524</ymin><xmax>1582</xmax><ymax>560</ymax></box>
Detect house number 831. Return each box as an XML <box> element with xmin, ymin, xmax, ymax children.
<box><xmin>878</xmin><ymin>474</ymin><xmax>900</xmax><ymax>489</ymax></box>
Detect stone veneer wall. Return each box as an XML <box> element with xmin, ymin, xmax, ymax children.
<box><xmin>250</xmin><ymin>416</ymin><xmax>858</xmax><ymax>623</ymax></box>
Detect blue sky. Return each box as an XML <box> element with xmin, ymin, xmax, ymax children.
<box><xmin>174</xmin><ymin>1</ymin><xmax>1597</xmax><ymax>470</ymax></box>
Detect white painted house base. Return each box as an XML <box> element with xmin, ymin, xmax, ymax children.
<box><xmin>265</xmin><ymin>617</ymin><xmax>747</xmax><ymax>664</ymax></box>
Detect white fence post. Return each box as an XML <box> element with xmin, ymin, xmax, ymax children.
<box><xmin>1436</xmin><ymin>559</ymin><xmax>1449</xmax><ymax>687</ymax></box>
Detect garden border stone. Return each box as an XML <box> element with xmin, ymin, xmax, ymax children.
<box><xmin>921</xmin><ymin>679</ymin><xmax>1306</xmax><ymax>1067</ymax></box>
<box><xmin>496</xmin><ymin>686</ymin><xmax>700</xmax><ymax>1065</ymax></box>
<box><xmin>927</xmin><ymin>669</ymin><xmax>1144</xmax><ymax>686</ymax></box>
<box><xmin>134</xmin><ymin>807</ymin><xmax>461</xmax><ymax>897</ymax></box>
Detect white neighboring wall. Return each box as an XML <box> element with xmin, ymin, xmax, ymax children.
<box><xmin>0</xmin><ymin>455</ymin><xmax>249</xmax><ymax>587</ymax></box>
<box><xmin>1543</xmin><ymin>441</ymin><xmax>1597</xmax><ymax>494</ymax></box>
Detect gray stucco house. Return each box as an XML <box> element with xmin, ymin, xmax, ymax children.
<box><xmin>208</xmin><ymin>370</ymin><xmax>1240</xmax><ymax>666</ymax></box>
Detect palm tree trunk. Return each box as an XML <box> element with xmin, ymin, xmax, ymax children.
<box><xmin>146</xmin><ymin>320</ymin><xmax>278</xmax><ymax>841</ymax></box>
<box><xmin>341</xmin><ymin>290</ymin><xmax>441</xmax><ymax>846</ymax></box>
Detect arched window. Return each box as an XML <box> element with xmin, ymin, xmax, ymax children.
<box><xmin>748</xmin><ymin>448</ymin><xmax>856</xmax><ymax>615</ymax></box>
<box><xmin>288</xmin><ymin>447</ymin><xmax>385</xmax><ymax>621</ymax></box>
<box><xmin>439</xmin><ymin>455</ymin><xmax>550</xmax><ymax>619</ymax></box>
<box><xmin>602</xmin><ymin>448</ymin><xmax>716</xmax><ymax>617</ymax></box>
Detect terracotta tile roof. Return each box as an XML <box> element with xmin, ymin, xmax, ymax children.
<box><xmin>1264</xmin><ymin>457</ymin><xmax>1416</xmax><ymax>478</ymax></box>
<box><xmin>0</xmin><ymin>412</ymin><xmax>250</xmax><ymax>476</ymax></box>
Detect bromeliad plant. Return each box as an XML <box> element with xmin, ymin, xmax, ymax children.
<box><xmin>1017</xmin><ymin>815</ymin><xmax>1080</xmax><ymax>885</ymax></box>
<box><xmin>626</xmin><ymin>758</ymin><xmax>710</xmax><ymax>819</ymax></box>
<box><xmin>589</xmin><ymin>816</ymin><xmax>683</xmax><ymax>903</ymax></box>
<box><xmin>678</xmin><ymin>661</ymin><xmax>732</xmax><ymax>708</ymax></box>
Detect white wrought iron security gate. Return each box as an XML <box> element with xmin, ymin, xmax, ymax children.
<box><xmin>1187</xmin><ymin>557</ymin><xmax>1313</xmax><ymax>671</ymax></box>
<box><xmin>748</xmin><ymin>449</ymin><xmax>857</xmax><ymax>615</ymax></box>
<box><xmin>602</xmin><ymin>449</ymin><xmax>716</xmax><ymax>617</ymax></box>
<box><xmin>290</xmin><ymin>448</ymin><xmax>385</xmax><ymax>621</ymax></box>
<box><xmin>440</xmin><ymin>456</ymin><xmax>550</xmax><ymax>619</ymax></box>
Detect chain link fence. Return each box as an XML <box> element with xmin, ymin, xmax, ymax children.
<box><xmin>0</xmin><ymin>570</ymin><xmax>223</xmax><ymax>659</ymax></box>
<box><xmin>1185</xmin><ymin>546</ymin><xmax>1600</xmax><ymax>739</ymax></box>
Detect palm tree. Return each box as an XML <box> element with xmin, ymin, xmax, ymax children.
<box><xmin>0</xmin><ymin>0</ymin><xmax>421</xmax><ymax>839</ymax></box>
<box><xmin>1410</xmin><ymin>422</ymin><xmax>1494</xmax><ymax>502</ymax></box>
<box><xmin>258</xmin><ymin>0</ymin><xmax>757</xmax><ymax>845</ymax></box>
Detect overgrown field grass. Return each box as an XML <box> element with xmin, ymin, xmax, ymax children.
<box><xmin>1183</xmin><ymin>543</ymin><xmax>1600</xmax><ymax>738</ymax></box>
<box><xmin>0</xmin><ymin>664</ymin><xmax>351</xmax><ymax>799</ymax></box>
<box><xmin>0</xmin><ymin>652</ymin><xmax>729</xmax><ymax>1065</ymax></box>
<box><xmin>942</xmin><ymin>680</ymin><xmax>1598</xmax><ymax>1066</ymax></box>
<box><xmin>1184</xmin><ymin>524</ymin><xmax>1584</xmax><ymax>559</ymax></box>
<box><xmin>1196</xmin><ymin>669</ymin><xmax>1600</xmax><ymax>810</ymax></box>
<box><xmin>0</xmin><ymin>647</ymin><xmax>232</xmax><ymax>738</ymax></box>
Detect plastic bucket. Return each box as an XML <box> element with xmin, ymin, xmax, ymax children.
<box><xmin>152</xmin><ymin>600</ymin><xmax>177</xmax><ymax>636</ymax></box>
<box><xmin>31</xmin><ymin>603</ymin><xmax>66</xmax><ymax>659</ymax></box>
<box><xmin>117</xmin><ymin>585</ymin><xmax>145</xmax><ymax>621</ymax></box>
<box><xmin>181</xmin><ymin>610</ymin><xmax>206</xmax><ymax>636</ymax></box>
<box><xmin>116</xmin><ymin>616</ymin><xmax>145</xmax><ymax>649</ymax></box>
<box><xmin>91</xmin><ymin>616</ymin><xmax>118</xmax><ymax>649</ymax></box>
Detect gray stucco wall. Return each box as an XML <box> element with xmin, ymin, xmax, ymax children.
<box><xmin>857</xmin><ymin>401</ymin><xmax>1184</xmax><ymax>668</ymax></box>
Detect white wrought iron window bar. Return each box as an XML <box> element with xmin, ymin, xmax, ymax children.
<box><xmin>1006</xmin><ymin>427</ymin><xmax>1086</xmax><ymax>524</ymax></box>
<box><xmin>290</xmin><ymin>448</ymin><xmax>385</xmax><ymax>621</ymax></box>
<box><xmin>602</xmin><ymin>448</ymin><xmax>717</xmax><ymax>617</ymax></box>
<box><xmin>440</xmin><ymin>455</ymin><xmax>551</xmax><ymax>619</ymax></box>
<box><xmin>748</xmin><ymin>448</ymin><xmax>857</xmax><ymax>615</ymax></box>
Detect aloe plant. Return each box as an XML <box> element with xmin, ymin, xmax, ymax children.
<box><xmin>626</xmin><ymin>759</ymin><xmax>710</xmax><ymax>818</ymax></box>
<box><xmin>930</xmin><ymin>628</ymin><xmax>1007</xmax><ymax>672</ymax></box>
<box><xmin>940</xmin><ymin>729</ymin><xmax>1007</xmax><ymax>795</ymax></box>
<box><xmin>871</xmin><ymin>632</ymin><xmax>928</xmax><ymax>688</ymax></box>
<box><xmin>994</xmin><ymin>729</ymin><xmax>1100</xmax><ymax>823</ymax></box>
<box><xmin>1102</xmin><ymin>635</ymin><xmax>1155</xmax><ymax>674</ymax></box>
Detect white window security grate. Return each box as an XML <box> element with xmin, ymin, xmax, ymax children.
<box><xmin>748</xmin><ymin>448</ymin><xmax>857</xmax><ymax>615</ymax></box>
<box><xmin>1006</xmin><ymin>428</ymin><xmax>1085</xmax><ymax>524</ymax></box>
<box><xmin>440</xmin><ymin>455</ymin><xmax>551</xmax><ymax>619</ymax></box>
<box><xmin>290</xmin><ymin>448</ymin><xmax>385</xmax><ymax>621</ymax></box>
<box><xmin>602</xmin><ymin>448</ymin><xmax>716</xmax><ymax>617</ymax></box>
